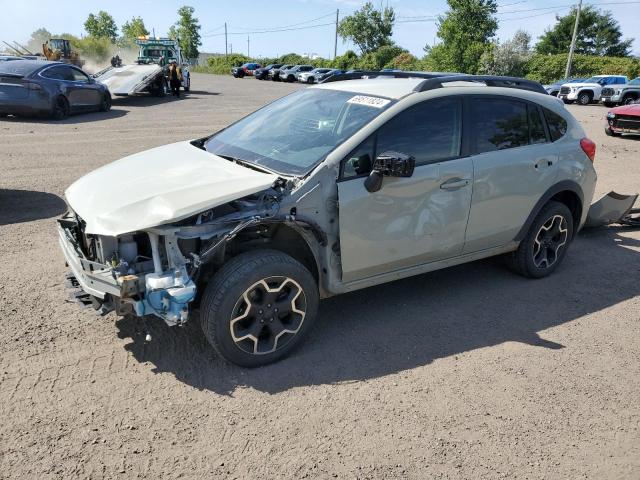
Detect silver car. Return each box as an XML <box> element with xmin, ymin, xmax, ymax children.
<box><xmin>58</xmin><ymin>74</ymin><xmax>598</xmax><ymax>367</ymax></box>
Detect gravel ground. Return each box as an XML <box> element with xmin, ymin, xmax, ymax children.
<box><xmin>1</xmin><ymin>74</ymin><xmax>639</xmax><ymax>479</ymax></box>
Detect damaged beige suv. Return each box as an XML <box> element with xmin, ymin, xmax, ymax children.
<box><xmin>59</xmin><ymin>73</ymin><xmax>598</xmax><ymax>367</ymax></box>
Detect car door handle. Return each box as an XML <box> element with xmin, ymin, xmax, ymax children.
<box><xmin>440</xmin><ymin>178</ymin><xmax>470</xmax><ymax>190</ymax></box>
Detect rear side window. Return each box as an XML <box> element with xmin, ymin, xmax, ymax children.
<box><xmin>41</xmin><ymin>66</ymin><xmax>69</xmax><ymax>80</ymax></box>
<box><xmin>543</xmin><ymin>108</ymin><xmax>568</xmax><ymax>141</ymax></box>
<box><xmin>528</xmin><ymin>105</ymin><xmax>547</xmax><ymax>144</ymax></box>
<box><xmin>376</xmin><ymin>97</ymin><xmax>462</xmax><ymax>166</ymax></box>
<box><xmin>472</xmin><ymin>98</ymin><xmax>529</xmax><ymax>153</ymax></box>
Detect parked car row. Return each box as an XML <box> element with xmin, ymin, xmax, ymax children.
<box><xmin>544</xmin><ymin>75</ymin><xmax>640</xmax><ymax>106</ymax></box>
<box><xmin>231</xmin><ymin>62</ymin><xmax>344</xmax><ymax>84</ymax></box>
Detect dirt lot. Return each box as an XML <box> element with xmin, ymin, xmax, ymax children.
<box><xmin>1</xmin><ymin>74</ymin><xmax>639</xmax><ymax>479</ymax></box>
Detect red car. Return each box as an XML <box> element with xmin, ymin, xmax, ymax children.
<box><xmin>605</xmin><ymin>102</ymin><xmax>640</xmax><ymax>136</ymax></box>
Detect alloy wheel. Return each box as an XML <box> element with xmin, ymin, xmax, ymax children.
<box><xmin>229</xmin><ymin>276</ymin><xmax>307</xmax><ymax>355</ymax></box>
<box><xmin>532</xmin><ymin>215</ymin><xmax>568</xmax><ymax>269</ymax></box>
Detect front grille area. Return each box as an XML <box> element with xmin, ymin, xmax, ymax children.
<box><xmin>615</xmin><ymin>115</ymin><xmax>640</xmax><ymax>131</ymax></box>
<box><xmin>560</xmin><ymin>86</ymin><xmax>571</xmax><ymax>95</ymax></box>
<box><xmin>601</xmin><ymin>87</ymin><xmax>615</xmax><ymax>97</ymax></box>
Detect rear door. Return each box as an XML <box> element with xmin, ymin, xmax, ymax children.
<box><xmin>337</xmin><ymin>97</ymin><xmax>474</xmax><ymax>282</ymax></box>
<box><xmin>463</xmin><ymin>96</ymin><xmax>559</xmax><ymax>253</ymax></box>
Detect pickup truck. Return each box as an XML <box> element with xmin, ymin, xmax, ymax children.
<box><xmin>601</xmin><ymin>77</ymin><xmax>640</xmax><ymax>106</ymax></box>
<box><xmin>558</xmin><ymin>75</ymin><xmax>628</xmax><ymax>105</ymax></box>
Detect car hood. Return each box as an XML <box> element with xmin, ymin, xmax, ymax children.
<box><xmin>65</xmin><ymin>141</ymin><xmax>278</xmax><ymax>236</ymax></box>
<box><xmin>562</xmin><ymin>82</ymin><xmax>601</xmax><ymax>89</ymax></box>
<box><xmin>611</xmin><ymin>103</ymin><xmax>640</xmax><ymax>115</ymax></box>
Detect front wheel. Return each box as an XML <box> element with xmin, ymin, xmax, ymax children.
<box><xmin>605</xmin><ymin>126</ymin><xmax>620</xmax><ymax>137</ymax></box>
<box><xmin>622</xmin><ymin>96</ymin><xmax>637</xmax><ymax>105</ymax></box>
<box><xmin>184</xmin><ymin>76</ymin><xmax>190</xmax><ymax>92</ymax></box>
<box><xmin>200</xmin><ymin>250</ymin><xmax>319</xmax><ymax>367</ymax></box>
<box><xmin>506</xmin><ymin>201</ymin><xmax>574</xmax><ymax>278</ymax></box>
<box><xmin>577</xmin><ymin>92</ymin><xmax>592</xmax><ymax>105</ymax></box>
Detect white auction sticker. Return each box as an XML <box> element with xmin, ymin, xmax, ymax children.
<box><xmin>347</xmin><ymin>95</ymin><xmax>391</xmax><ymax>108</ymax></box>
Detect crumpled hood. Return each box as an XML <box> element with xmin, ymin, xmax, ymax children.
<box><xmin>65</xmin><ymin>141</ymin><xmax>278</xmax><ymax>236</ymax></box>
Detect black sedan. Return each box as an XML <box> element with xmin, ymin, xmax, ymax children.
<box><xmin>0</xmin><ymin>60</ymin><xmax>111</xmax><ymax>120</ymax></box>
<box><xmin>254</xmin><ymin>64</ymin><xmax>282</xmax><ymax>80</ymax></box>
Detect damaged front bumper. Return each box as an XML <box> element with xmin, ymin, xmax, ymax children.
<box><xmin>57</xmin><ymin>213</ymin><xmax>196</xmax><ymax>326</ymax></box>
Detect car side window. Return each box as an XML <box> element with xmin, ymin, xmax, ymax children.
<box><xmin>376</xmin><ymin>98</ymin><xmax>462</xmax><ymax>166</ymax></box>
<box><xmin>70</xmin><ymin>68</ymin><xmax>89</xmax><ymax>82</ymax></box>
<box><xmin>543</xmin><ymin>108</ymin><xmax>568</xmax><ymax>142</ymax></box>
<box><xmin>41</xmin><ymin>66</ymin><xmax>66</xmax><ymax>80</ymax></box>
<box><xmin>472</xmin><ymin>98</ymin><xmax>528</xmax><ymax>153</ymax></box>
<box><xmin>528</xmin><ymin>105</ymin><xmax>547</xmax><ymax>144</ymax></box>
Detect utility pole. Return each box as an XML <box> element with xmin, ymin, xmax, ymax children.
<box><xmin>247</xmin><ymin>36</ymin><xmax>250</xmax><ymax>58</ymax></box>
<box><xmin>224</xmin><ymin>22</ymin><xmax>228</xmax><ymax>56</ymax></box>
<box><xmin>334</xmin><ymin>9</ymin><xmax>339</xmax><ymax>59</ymax></box>
<box><xmin>565</xmin><ymin>0</ymin><xmax>583</xmax><ymax>78</ymax></box>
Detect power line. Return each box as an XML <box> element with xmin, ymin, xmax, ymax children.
<box><xmin>231</xmin><ymin>12</ymin><xmax>336</xmax><ymax>32</ymax></box>
<box><xmin>203</xmin><ymin>22</ymin><xmax>335</xmax><ymax>38</ymax></box>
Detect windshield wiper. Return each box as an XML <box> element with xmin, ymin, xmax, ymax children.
<box><xmin>216</xmin><ymin>154</ymin><xmax>276</xmax><ymax>175</ymax></box>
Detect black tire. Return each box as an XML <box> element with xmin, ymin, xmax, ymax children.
<box><xmin>577</xmin><ymin>91</ymin><xmax>592</xmax><ymax>105</ymax></box>
<box><xmin>307</xmin><ymin>77</ymin><xmax>315</xmax><ymax>84</ymax></box>
<box><xmin>605</xmin><ymin>126</ymin><xmax>620</xmax><ymax>137</ymax></box>
<box><xmin>603</xmin><ymin>101</ymin><xmax>617</xmax><ymax>108</ymax></box>
<box><xmin>622</xmin><ymin>95</ymin><xmax>637</xmax><ymax>105</ymax></box>
<box><xmin>51</xmin><ymin>96</ymin><xmax>69</xmax><ymax>120</ymax></box>
<box><xmin>99</xmin><ymin>92</ymin><xmax>112</xmax><ymax>112</ymax></box>
<box><xmin>184</xmin><ymin>77</ymin><xmax>190</xmax><ymax>92</ymax></box>
<box><xmin>506</xmin><ymin>201</ymin><xmax>574</xmax><ymax>279</ymax></box>
<box><xmin>200</xmin><ymin>250</ymin><xmax>319</xmax><ymax>367</ymax></box>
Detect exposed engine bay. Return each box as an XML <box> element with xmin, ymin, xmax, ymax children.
<box><xmin>59</xmin><ymin>180</ymin><xmax>327</xmax><ymax>326</ymax></box>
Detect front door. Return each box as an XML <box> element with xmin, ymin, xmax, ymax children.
<box><xmin>337</xmin><ymin>97</ymin><xmax>474</xmax><ymax>283</ymax></box>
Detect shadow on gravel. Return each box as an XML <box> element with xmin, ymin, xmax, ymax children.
<box><xmin>116</xmin><ymin>227</ymin><xmax>640</xmax><ymax>395</ymax></box>
<box><xmin>0</xmin><ymin>109</ymin><xmax>127</xmax><ymax>125</ymax></box>
<box><xmin>0</xmin><ymin>189</ymin><xmax>66</xmax><ymax>225</ymax></box>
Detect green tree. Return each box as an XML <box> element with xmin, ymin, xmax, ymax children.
<box><xmin>332</xmin><ymin>50</ymin><xmax>359</xmax><ymax>70</ymax></box>
<box><xmin>536</xmin><ymin>6</ymin><xmax>633</xmax><ymax>57</ymax></box>
<box><xmin>358</xmin><ymin>44</ymin><xmax>406</xmax><ymax>70</ymax></box>
<box><xmin>424</xmin><ymin>0</ymin><xmax>498</xmax><ymax>74</ymax></box>
<box><xmin>480</xmin><ymin>30</ymin><xmax>532</xmax><ymax>77</ymax></box>
<box><xmin>84</xmin><ymin>11</ymin><xmax>118</xmax><ymax>41</ymax></box>
<box><xmin>26</xmin><ymin>28</ymin><xmax>52</xmax><ymax>53</ymax></box>
<box><xmin>337</xmin><ymin>2</ymin><xmax>395</xmax><ymax>54</ymax></box>
<box><xmin>170</xmin><ymin>6</ymin><xmax>202</xmax><ymax>59</ymax></box>
<box><xmin>121</xmin><ymin>17</ymin><xmax>149</xmax><ymax>41</ymax></box>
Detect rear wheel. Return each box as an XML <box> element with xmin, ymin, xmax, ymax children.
<box><xmin>99</xmin><ymin>92</ymin><xmax>112</xmax><ymax>112</ymax></box>
<box><xmin>200</xmin><ymin>250</ymin><xmax>319</xmax><ymax>367</ymax></box>
<box><xmin>184</xmin><ymin>77</ymin><xmax>190</xmax><ymax>92</ymax></box>
<box><xmin>507</xmin><ymin>201</ymin><xmax>574</xmax><ymax>279</ymax></box>
<box><xmin>577</xmin><ymin>91</ymin><xmax>592</xmax><ymax>105</ymax></box>
<box><xmin>52</xmin><ymin>96</ymin><xmax>69</xmax><ymax>120</ymax></box>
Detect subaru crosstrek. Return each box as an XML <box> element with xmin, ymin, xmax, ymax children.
<box><xmin>58</xmin><ymin>73</ymin><xmax>598</xmax><ymax>367</ymax></box>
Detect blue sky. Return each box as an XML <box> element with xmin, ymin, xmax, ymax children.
<box><xmin>1</xmin><ymin>0</ymin><xmax>638</xmax><ymax>58</ymax></box>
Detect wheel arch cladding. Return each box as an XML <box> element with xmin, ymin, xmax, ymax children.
<box><xmin>228</xmin><ymin>223</ymin><xmax>321</xmax><ymax>285</ymax></box>
<box><xmin>515</xmin><ymin>181</ymin><xmax>584</xmax><ymax>242</ymax></box>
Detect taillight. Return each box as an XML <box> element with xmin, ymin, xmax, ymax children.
<box><xmin>580</xmin><ymin>137</ymin><xmax>596</xmax><ymax>162</ymax></box>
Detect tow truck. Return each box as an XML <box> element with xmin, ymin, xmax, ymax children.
<box><xmin>93</xmin><ymin>36</ymin><xmax>191</xmax><ymax>97</ymax></box>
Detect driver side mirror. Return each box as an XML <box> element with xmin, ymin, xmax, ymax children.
<box><xmin>364</xmin><ymin>151</ymin><xmax>415</xmax><ymax>193</ymax></box>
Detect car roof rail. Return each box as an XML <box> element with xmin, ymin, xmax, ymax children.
<box><xmin>319</xmin><ymin>70</ymin><xmax>457</xmax><ymax>84</ymax></box>
<box><xmin>413</xmin><ymin>75</ymin><xmax>547</xmax><ymax>95</ymax></box>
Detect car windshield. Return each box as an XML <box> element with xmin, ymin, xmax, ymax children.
<box><xmin>630</xmin><ymin>78</ymin><xmax>640</xmax><ymax>85</ymax></box>
<box><xmin>205</xmin><ymin>88</ymin><xmax>394</xmax><ymax>175</ymax></box>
